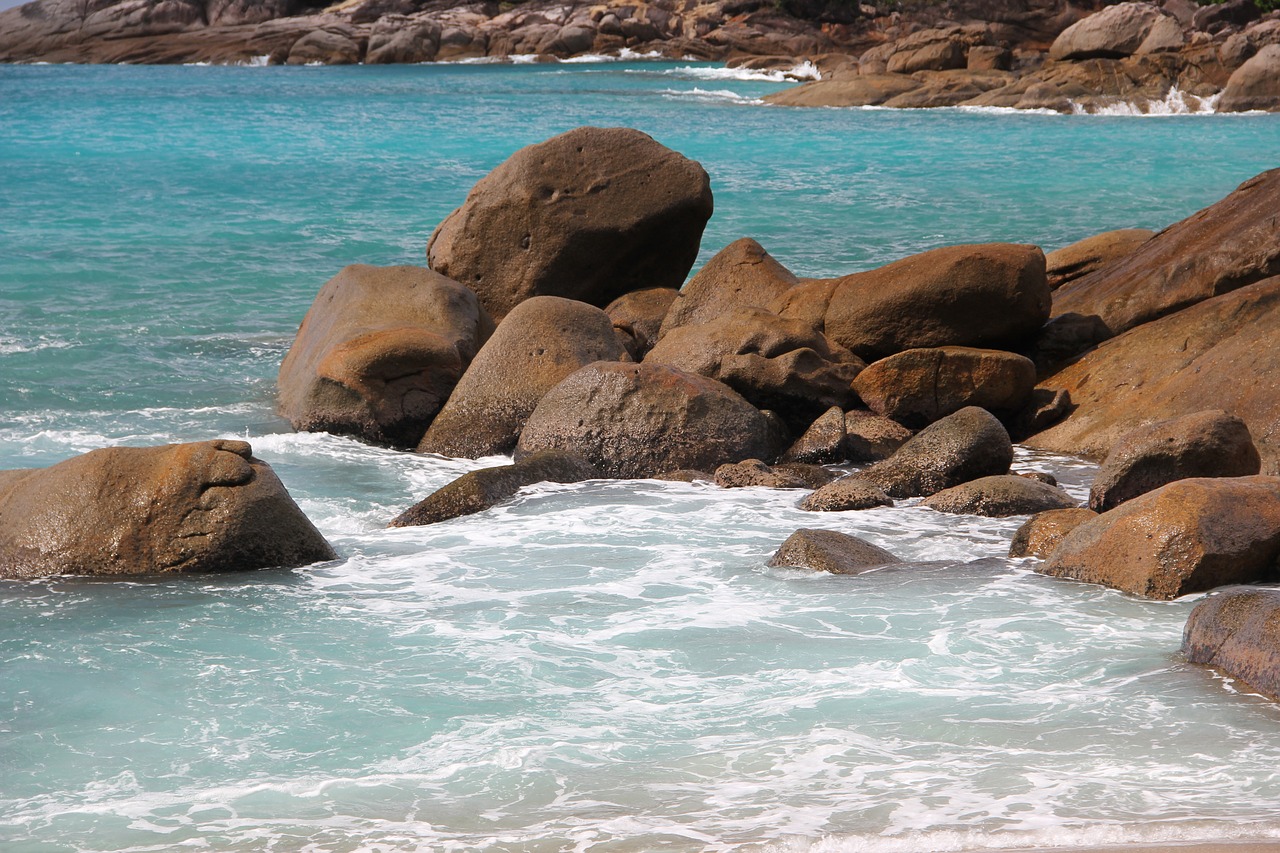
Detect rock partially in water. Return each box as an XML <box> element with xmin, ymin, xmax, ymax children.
<box><xmin>1045</xmin><ymin>228</ymin><xmax>1154</xmax><ymax>290</ymax></box>
<box><xmin>1219</xmin><ymin>44</ymin><xmax>1280</xmax><ymax>112</ymax></box>
<box><xmin>923</xmin><ymin>475</ymin><xmax>1078</xmax><ymax>518</ymax></box>
<box><xmin>1040</xmin><ymin>476</ymin><xmax>1280</xmax><ymax>600</ymax></box>
<box><xmin>1009</xmin><ymin>507</ymin><xmax>1098</xmax><ymax>558</ymax></box>
<box><xmin>1183</xmin><ymin>586</ymin><xmax>1280</xmax><ymax>701</ymax></box>
<box><xmin>714</xmin><ymin>459</ymin><xmax>812</xmax><ymax>489</ymax></box>
<box><xmin>0</xmin><ymin>440</ymin><xmax>336</xmax><ymax>579</ymax></box>
<box><xmin>427</xmin><ymin>127</ymin><xmax>713</xmax><ymax>320</ymax></box>
<box><xmin>858</xmin><ymin>406</ymin><xmax>1014</xmax><ymax>499</ymax></box>
<box><xmin>768</xmin><ymin>528</ymin><xmax>901</xmax><ymax>574</ymax></box>
<box><xmin>658</xmin><ymin>238</ymin><xmax>798</xmax><ymax>339</ymax></box>
<box><xmin>1089</xmin><ymin>410</ymin><xmax>1261</xmax><ymax>512</ymax></box>
<box><xmin>277</xmin><ymin>264</ymin><xmax>493</xmax><ymax>449</ymax></box>
<box><xmin>799</xmin><ymin>474</ymin><xmax>894</xmax><ymax>512</ymax></box>
<box><xmin>286</xmin><ymin>29</ymin><xmax>361</xmax><ymax>64</ymax></box>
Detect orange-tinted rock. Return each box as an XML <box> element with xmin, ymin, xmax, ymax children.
<box><xmin>606</xmin><ymin>287</ymin><xmax>677</xmax><ymax>360</ymax></box>
<box><xmin>922</xmin><ymin>475</ymin><xmax>1077</xmax><ymax>517</ymax></box>
<box><xmin>1009</xmin><ymin>508</ymin><xmax>1098</xmax><ymax>558</ymax></box>
<box><xmin>658</xmin><ymin>238</ymin><xmax>798</xmax><ymax>338</ymax></box>
<box><xmin>852</xmin><ymin>347</ymin><xmax>1036</xmax><ymax>428</ymax></box>
<box><xmin>1045</xmin><ymin>228</ymin><xmax>1154</xmax><ymax>290</ymax></box>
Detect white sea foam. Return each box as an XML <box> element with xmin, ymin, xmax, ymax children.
<box><xmin>1071</xmin><ymin>87</ymin><xmax>1221</xmax><ymax>116</ymax></box>
<box><xmin>0</xmin><ymin>334</ymin><xmax>74</xmax><ymax>355</ymax></box>
<box><xmin>659</xmin><ymin>87</ymin><xmax>763</xmax><ymax>104</ymax></box>
<box><xmin>667</xmin><ymin>60</ymin><xmax>822</xmax><ymax>82</ymax></box>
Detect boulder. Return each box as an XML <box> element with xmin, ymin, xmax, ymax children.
<box><xmin>779</xmin><ymin>406</ymin><xmax>847</xmax><ymax>464</ymax></box>
<box><xmin>658</xmin><ymin>238</ymin><xmax>799</xmax><ymax>338</ymax></box>
<box><xmin>773</xmin><ymin>463</ymin><xmax>840</xmax><ymax>489</ymax></box>
<box><xmin>1009</xmin><ymin>508</ymin><xmax>1098</xmax><ymax>558</ymax></box>
<box><xmin>644</xmin><ymin>307</ymin><xmax>862</xmax><ymax>428</ymax></box>
<box><xmin>1089</xmin><ymin>411</ymin><xmax>1262</xmax><ymax>512</ymax></box>
<box><xmin>713</xmin><ymin>459</ymin><xmax>811</xmax><ymax>489</ymax></box>
<box><xmin>885</xmin><ymin>26</ymin><xmax>975</xmax><ymax>74</ymax></box>
<box><xmin>0</xmin><ymin>440</ymin><xmax>335</xmax><ymax>579</ymax></box>
<box><xmin>1219</xmin><ymin>44</ymin><xmax>1280</xmax><ymax>112</ymax></box>
<box><xmin>366</xmin><ymin>17</ymin><xmax>441</xmax><ymax>64</ymax></box>
<box><xmin>1193</xmin><ymin>0</ymin><xmax>1262</xmax><ymax>34</ymax></box>
<box><xmin>605</xmin><ymin>287</ymin><xmax>677</xmax><ymax>360</ymax></box>
<box><xmin>1039</xmin><ymin>477</ymin><xmax>1280</xmax><ymax>600</ymax></box>
<box><xmin>1183</xmin><ymin>587</ymin><xmax>1280</xmax><ymax>700</ymax></box>
<box><xmin>762</xmin><ymin>73</ymin><xmax>921</xmax><ymax>108</ymax></box>
<box><xmin>427</xmin><ymin>127</ymin><xmax>713</xmax><ymax>320</ymax></box>
<box><xmin>514</xmin><ymin>361</ymin><xmax>772</xmax><ymax>479</ymax></box>
<box><xmin>1045</xmin><ymin>228</ymin><xmax>1154</xmax><ymax>290</ymax></box>
<box><xmin>388</xmin><ymin>449</ymin><xmax>599</xmax><ymax>527</ymax></box>
<box><xmin>852</xmin><ymin>347</ymin><xmax>1037</xmax><ymax>428</ymax></box>
<box><xmin>844</xmin><ymin>409</ymin><xmax>914</xmax><ymax>461</ymax></box>
<box><xmin>774</xmin><ymin>243</ymin><xmax>1050</xmax><ymax>362</ymax></box>
<box><xmin>922</xmin><ymin>475</ymin><xmax>1078</xmax><ymax>517</ymax></box>
<box><xmin>285</xmin><ymin>29</ymin><xmax>361</xmax><ymax>65</ymax></box>
<box><xmin>1051</xmin><ymin>168</ymin><xmax>1280</xmax><ymax>338</ymax></box>
<box><xmin>1049</xmin><ymin>3</ymin><xmax>1167</xmax><ymax>61</ymax></box>
<box><xmin>858</xmin><ymin>406</ymin><xmax>1014</xmax><ymax>499</ymax></box>
<box><xmin>799</xmin><ymin>475</ymin><xmax>894</xmax><ymax>512</ymax></box>
<box><xmin>1136</xmin><ymin>14</ymin><xmax>1185</xmax><ymax>54</ymax></box>
<box><xmin>277</xmin><ymin>265</ymin><xmax>493</xmax><ymax>448</ymax></box>
<box><xmin>417</xmin><ymin>296</ymin><xmax>625</xmax><ymax>458</ymax></box>
<box><xmin>1011</xmin><ymin>388</ymin><xmax>1072</xmax><ymax>441</ymax></box>
<box><xmin>1026</xmin><ymin>276</ymin><xmax>1280</xmax><ymax>474</ymax></box>
<box><xmin>967</xmin><ymin>45</ymin><xmax>1012</xmax><ymax>72</ymax></box>
<box><xmin>767</xmin><ymin>528</ymin><xmax>901</xmax><ymax>574</ymax></box>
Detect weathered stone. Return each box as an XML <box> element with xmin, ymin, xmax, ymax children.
<box><xmin>762</xmin><ymin>73</ymin><xmax>921</xmax><ymax>108</ymax></box>
<box><xmin>514</xmin><ymin>361</ymin><xmax>771</xmax><ymax>479</ymax></box>
<box><xmin>714</xmin><ymin>459</ymin><xmax>811</xmax><ymax>489</ymax></box>
<box><xmin>922</xmin><ymin>475</ymin><xmax>1078</xmax><ymax>517</ymax></box>
<box><xmin>1009</xmin><ymin>508</ymin><xmax>1098</xmax><ymax>558</ymax></box>
<box><xmin>654</xmin><ymin>469</ymin><xmax>714</xmax><ymax>482</ymax></box>
<box><xmin>0</xmin><ymin>441</ymin><xmax>335</xmax><ymax>579</ymax></box>
<box><xmin>1011</xmin><ymin>388</ymin><xmax>1072</xmax><ymax>441</ymax></box>
<box><xmin>858</xmin><ymin>406</ymin><xmax>1014</xmax><ymax>499</ymax></box>
<box><xmin>286</xmin><ymin>29</ymin><xmax>361</xmax><ymax>64</ymax></box>
<box><xmin>768</xmin><ymin>528</ymin><xmax>901</xmax><ymax>574</ymax></box>
<box><xmin>366</xmin><ymin>17</ymin><xmax>441</xmax><ymax>63</ymax></box>
<box><xmin>388</xmin><ymin>449</ymin><xmax>599</xmax><ymax>527</ymax></box>
<box><xmin>1039</xmin><ymin>476</ymin><xmax>1280</xmax><ymax>600</ymax></box>
<box><xmin>417</xmin><ymin>296</ymin><xmax>624</xmax><ymax>458</ymax></box>
<box><xmin>773</xmin><ymin>463</ymin><xmax>839</xmax><ymax>489</ymax></box>
<box><xmin>277</xmin><ymin>264</ymin><xmax>493</xmax><ymax>448</ymax></box>
<box><xmin>885</xmin><ymin>26</ymin><xmax>974</xmax><ymax>74</ymax></box>
<box><xmin>658</xmin><ymin>238</ymin><xmax>798</xmax><ymax>338</ymax></box>
<box><xmin>1183</xmin><ymin>587</ymin><xmax>1280</xmax><ymax>700</ymax></box>
<box><xmin>1049</xmin><ymin>3</ymin><xmax>1167</xmax><ymax>61</ymax></box>
<box><xmin>799</xmin><ymin>474</ymin><xmax>894</xmax><ymax>512</ymax></box>
<box><xmin>606</xmin><ymin>287</ymin><xmax>677</xmax><ymax>360</ymax></box>
<box><xmin>427</xmin><ymin>127</ymin><xmax>713</xmax><ymax>319</ymax></box>
<box><xmin>780</xmin><ymin>406</ymin><xmax>847</xmax><ymax>464</ymax></box>
<box><xmin>1045</xmin><ymin>228</ymin><xmax>1154</xmax><ymax>290</ymax></box>
<box><xmin>852</xmin><ymin>347</ymin><xmax>1037</xmax><ymax>428</ymax></box>
<box><xmin>843</xmin><ymin>409</ymin><xmax>914</xmax><ymax>462</ymax></box>
<box><xmin>1219</xmin><ymin>44</ymin><xmax>1280</xmax><ymax>112</ymax></box>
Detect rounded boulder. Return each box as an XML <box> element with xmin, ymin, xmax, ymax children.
<box><xmin>858</xmin><ymin>406</ymin><xmax>1014</xmax><ymax>499</ymax></box>
<box><xmin>922</xmin><ymin>475</ymin><xmax>1078</xmax><ymax>518</ymax></box>
<box><xmin>852</xmin><ymin>346</ymin><xmax>1036</xmax><ymax>428</ymax></box>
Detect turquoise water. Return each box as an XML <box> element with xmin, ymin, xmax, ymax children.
<box><xmin>2</xmin><ymin>61</ymin><xmax>1280</xmax><ymax>851</ymax></box>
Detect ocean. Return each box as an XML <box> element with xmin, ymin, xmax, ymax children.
<box><xmin>2</xmin><ymin>60</ymin><xmax>1280</xmax><ymax>852</ymax></box>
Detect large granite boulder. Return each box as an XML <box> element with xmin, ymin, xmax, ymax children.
<box><xmin>514</xmin><ymin>361</ymin><xmax>772</xmax><ymax>479</ymax></box>
<box><xmin>1049</xmin><ymin>3</ymin><xmax>1169</xmax><ymax>61</ymax></box>
<box><xmin>277</xmin><ymin>264</ymin><xmax>493</xmax><ymax>448</ymax></box>
<box><xmin>1183</xmin><ymin>587</ymin><xmax>1280</xmax><ymax>701</ymax></box>
<box><xmin>1089</xmin><ymin>411</ymin><xmax>1262</xmax><ymax>512</ymax></box>
<box><xmin>852</xmin><ymin>347</ymin><xmax>1036</xmax><ymax>428</ymax></box>
<box><xmin>1051</xmin><ymin>168</ymin><xmax>1280</xmax><ymax>338</ymax></box>
<box><xmin>922</xmin><ymin>475</ymin><xmax>1078</xmax><ymax>517</ymax></box>
<box><xmin>773</xmin><ymin>243</ymin><xmax>1050</xmax><ymax>362</ymax></box>
<box><xmin>857</xmin><ymin>406</ymin><xmax>1014</xmax><ymax>499</ymax></box>
<box><xmin>605</xmin><ymin>287</ymin><xmax>677</xmax><ymax>360</ymax></box>
<box><xmin>389</xmin><ymin>449</ymin><xmax>599</xmax><ymax>527</ymax></box>
<box><xmin>1009</xmin><ymin>508</ymin><xmax>1098</xmax><ymax>559</ymax></box>
<box><xmin>1039</xmin><ymin>477</ymin><xmax>1280</xmax><ymax>600</ymax></box>
<box><xmin>1027</xmin><ymin>276</ymin><xmax>1280</xmax><ymax>474</ymax></box>
<box><xmin>768</xmin><ymin>528</ymin><xmax>901</xmax><ymax>574</ymax></box>
<box><xmin>780</xmin><ymin>406</ymin><xmax>848</xmax><ymax>464</ymax></box>
<box><xmin>427</xmin><ymin>127</ymin><xmax>714</xmax><ymax>319</ymax></box>
<box><xmin>1045</xmin><ymin>228</ymin><xmax>1154</xmax><ymax>290</ymax></box>
<box><xmin>417</xmin><ymin>296</ymin><xmax>625</xmax><ymax>458</ymax></box>
<box><xmin>1219</xmin><ymin>44</ymin><xmax>1280</xmax><ymax>113</ymax></box>
<box><xmin>0</xmin><ymin>440</ymin><xmax>335</xmax><ymax>579</ymax></box>
<box><xmin>658</xmin><ymin>238</ymin><xmax>799</xmax><ymax>338</ymax></box>
<box><xmin>844</xmin><ymin>409</ymin><xmax>915</xmax><ymax>461</ymax></box>
<box><xmin>644</xmin><ymin>307</ymin><xmax>862</xmax><ymax>428</ymax></box>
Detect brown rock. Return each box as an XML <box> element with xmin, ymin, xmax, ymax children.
<box><xmin>768</xmin><ymin>528</ymin><xmax>901</xmax><ymax>574</ymax></box>
<box><xmin>658</xmin><ymin>238</ymin><xmax>799</xmax><ymax>338</ymax></box>
<box><xmin>1183</xmin><ymin>587</ymin><xmax>1280</xmax><ymax>700</ymax></box>
<box><xmin>1219</xmin><ymin>44</ymin><xmax>1280</xmax><ymax>112</ymax></box>
<box><xmin>762</xmin><ymin>73</ymin><xmax>921</xmax><ymax>107</ymax></box>
<box><xmin>885</xmin><ymin>26</ymin><xmax>975</xmax><ymax>74</ymax></box>
<box><xmin>780</xmin><ymin>406</ymin><xmax>847</xmax><ymax>464</ymax></box>
<box><xmin>514</xmin><ymin>361</ymin><xmax>772</xmax><ymax>479</ymax></box>
<box><xmin>1051</xmin><ymin>168</ymin><xmax>1280</xmax><ymax>338</ymax></box>
<box><xmin>772</xmin><ymin>463</ymin><xmax>839</xmax><ymax>489</ymax></box>
<box><xmin>1089</xmin><ymin>411</ymin><xmax>1262</xmax><ymax>512</ymax></box>
<box><xmin>1010</xmin><ymin>388</ymin><xmax>1072</xmax><ymax>441</ymax></box>
<box><xmin>967</xmin><ymin>45</ymin><xmax>1011</xmax><ymax>71</ymax></box>
<box><xmin>859</xmin><ymin>406</ymin><xmax>1014</xmax><ymax>499</ymax></box>
<box><xmin>286</xmin><ymin>29</ymin><xmax>361</xmax><ymax>65</ymax></box>
<box><xmin>1049</xmin><ymin>3</ymin><xmax>1167</xmax><ymax>61</ymax></box>
<box><xmin>922</xmin><ymin>475</ymin><xmax>1078</xmax><ymax>517</ymax></box>
<box><xmin>606</xmin><ymin>287</ymin><xmax>677</xmax><ymax>360</ymax></box>
<box><xmin>852</xmin><ymin>347</ymin><xmax>1037</xmax><ymax>428</ymax></box>
<box><xmin>1008</xmin><ymin>508</ymin><xmax>1098</xmax><ymax>558</ymax></box>
<box><xmin>388</xmin><ymin>449</ymin><xmax>599</xmax><ymax>527</ymax></box>
<box><xmin>1045</xmin><ymin>228</ymin><xmax>1155</xmax><ymax>290</ymax></box>
<box><xmin>427</xmin><ymin>127</ymin><xmax>713</xmax><ymax>320</ymax></box>
<box><xmin>714</xmin><ymin>459</ymin><xmax>811</xmax><ymax>489</ymax></box>
<box><xmin>799</xmin><ymin>474</ymin><xmax>894</xmax><ymax>512</ymax></box>
<box><xmin>1039</xmin><ymin>476</ymin><xmax>1280</xmax><ymax>600</ymax></box>
<box><xmin>277</xmin><ymin>264</ymin><xmax>494</xmax><ymax>448</ymax></box>
<box><xmin>0</xmin><ymin>440</ymin><xmax>335</xmax><ymax>579</ymax></box>
<box><xmin>366</xmin><ymin>17</ymin><xmax>441</xmax><ymax>64</ymax></box>
<box><xmin>843</xmin><ymin>409</ymin><xmax>914</xmax><ymax>462</ymax></box>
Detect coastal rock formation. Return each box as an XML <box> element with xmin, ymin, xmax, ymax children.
<box><xmin>768</xmin><ymin>528</ymin><xmax>901</xmax><ymax>574</ymax></box>
<box><xmin>1045</xmin><ymin>228</ymin><xmax>1154</xmax><ymax>290</ymax></box>
<box><xmin>1183</xmin><ymin>587</ymin><xmax>1280</xmax><ymax>701</ymax></box>
<box><xmin>1026</xmin><ymin>276</ymin><xmax>1280</xmax><ymax>475</ymax></box>
<box><xmin>658</xmin><ymin>238</ymin><xmax>799</xmax><ymax>339</ymax></box>
<box><xmin>713</xmin><ymin>459</ymin><xmax>813</xmax><ymax>489</ymax></box>
<box><xmin>1039</xmin><ymin>476</ymin><xmax>1280</xmax><ymax>600</ymax></box>
<box><xmin>389</xmin><ymin>449</ymin><xmax>599</xmax><ymax>527</ymax></box>
<box><xmin>277</xmin><ymin>264</ymin><xmax>493</xmax><ymax>448</ymax></box>
<box><xmin>1219</xmin><ymin>43</ymin><xmax>1280</xmax><ymax>112</ymax></box>
<box><xmin>1088</xmin><ymin>411</ymin><xmax>1262</xmax><ymax>512</ymax></box>
<box><xmin>514</xmin><ymin>361</ymin><xmax>772</xmax><ymax>479</ymax></box>
<box><xmin>773</xmin><ymin>243</ymin><xmax>1050</xmax><ymax>361</ymax></box>
<box><xmin>799</xmin><ymin>474</ymin><xmax>894</xmax><ymax>512</ymax></box>
<box><xmin>1048</xmin><ymin>2</ymin><xmax>1170</xmax><ymax>61</ymax></box>
<box><xmin>605</xmin><ymin>288</ymin><xmax>677</xmax><ymax>359</ymax></box>
<box><xmin>844</xmin><ymin>409</ymin><xmax>915</xmax><ymax>461</ymax></box>
<box><xmin>922</xmin><ymin>475</ymin><xmax>1078</xmax><ymax>517</ymax></box>
<box><xmin>426</xmin><ymin>126</ymin><xmax>713</xmax><ymax>319</ymax></box>
<box><xmin>852</xmin><ymin>346</ymin><xmax>1037</xmax><ymax>428</ymax></box>
<box><xmin>857</xmin><ymin>406</ymin><xmax>1014</xmax><ymax>499</ymax></box>
<box><xmin>1008</xmin><ymin>507</ymin><xmax>1098</xmax><ymax>558</ymax></box>
<box><xmin>0</xmin><ymin>440</ymin><xmax>335</xmax><ymax>579</ymax></box>
<box><xmin>780</xmin><ymin>406</ymin><xmax>848</xmax><ymax>464</ymax></box>
<box><xmin>417</xmin><ymin>296</ymin><xmax>625</xmax><ymax>458</ymax></box>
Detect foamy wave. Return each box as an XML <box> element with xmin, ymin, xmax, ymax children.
<box><xmin>668</xmin><ymin>60</ymin><xmax>822</xmax><ymax>82</ymax></box>
<box><xmin>659</xmin><ymin>87</ymin><xmax>763</xmax><ymax>104</ymax></box>
<box><xmin>0</xmin><ymin>335</ymin><xmax>74</xmax><ymax>355</ymax></box>
<box><xmin>1071</xmin><ymin>87</ymin><xmax>1221</xmax><ymax>116</ymax></box>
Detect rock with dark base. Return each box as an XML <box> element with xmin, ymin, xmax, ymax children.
<box><xmin>1089</xmin><ymin>411</ymin><xmax>1262</xmax><ymax>512</ymax></box>
<box><xmin>389</xmin><ymin>449</ymin><xmax>599</xmax><ymax>527</ymax></box>
<box><xmin>1183</xmin><ymin>587</ymin><xmax>1280</xmax><ymax>701</ymax></box>
<box><xmin>852</xmin><ymin>347</ymin><xmax>1036</xmax><ymax>428</ymax></box>
<box><xmin>780</xmin><ymin>406</ymin><xmax>848</xmax><ymax>464</ymax></box>
<box><xmin>1009</xmin><ymin>508</ymin><xmax>1098</xmax><ymax>558</ymax></box>
<box><xmin>427</xmin><ymin>127</ymin><xmax>714</xmax><ymax>320</ymax></box>
<box><xmin>768</xmin><ymin>528</ymin><xmax>901</xmax><ymax>574</ymax></box>
<box><xmin>799</xmin><ymin>475</ymin><xmax>894</xmax><ymax>512</ymax></box>
<box><xmin>1048</xmin><ymin>3</ymin><xmax>1167</xmax><ymax>61</ymax></box>
<box><xmin>922</xmin><ymin>474</ymin><xmax>1077</xmax><ymax>517</ymax></box>
<box><xmin>858</xmin><ymin>406</ymin><xmax>1014</xmax><ymax>499</ymax></box>
<box><xmin>0</xmin><ymin>440</ymin><xmax>335</xmax><ymax>579</ymax></box>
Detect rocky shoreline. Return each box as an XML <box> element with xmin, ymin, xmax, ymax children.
<box><xmin>1</xmin><ymin>0</ymin><xmax>1278</xmax><ymax>112</ymax></box>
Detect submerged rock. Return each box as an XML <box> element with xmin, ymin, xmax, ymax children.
<box><xmin>922</xmin><ymin>475</ymin><xmax>1077</xmax><ymax>517</ymax></box>
<box><xmin>1008</xmin><ymin>508</ymin><xmax>1098</xmax><ymax>559</ymax></box>
<box><xmin>713</xmin><ymin>459</ymin><xmax>812</xmax><ymax>489</ymax></box>
<box><xmin>768</xmin><ymin>528</ymin><xmax>901</xmax><ymax>575</ymax></box>
<box><xmin>799</xmin><ymin>474</ymin><xmax>894</xmax><ymax>512</ymax></box>
<box><xmin>1183</xmin><ymin>587</ymin><xmax>1280</xmax><ymax>701</ymax></box>
<box><xmin>858</xmin><ymin>406</ymin><xmax>1013</xmax><ymax>499</ymax></box>
<box><xmin>0</xmin><ymin>440</ymin><xmax>335</xmax><ymax>579</ymax></box>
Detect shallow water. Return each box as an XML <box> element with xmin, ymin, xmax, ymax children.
<box><xmin>2</xmin><ymin>62</ymin><xmax>1280</xmax><ymax>852</ymax></box>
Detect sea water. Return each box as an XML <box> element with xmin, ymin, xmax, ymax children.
<box><xmin>1</xmin><ymin>61</ymin><xmax>1279</xmax><ymax>852</ymax></box>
